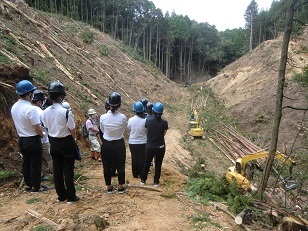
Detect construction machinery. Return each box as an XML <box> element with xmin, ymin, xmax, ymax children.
<box><xmin>226</xmin><ymin>150</ymin><xmax>296</xmax><ymax>190</ymax></box>
<box><xmin>188</xmin><ymin>109</ymin><xmax>206</xmax><ymax>140</ymax></box>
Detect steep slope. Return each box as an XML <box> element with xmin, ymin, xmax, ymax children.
<box><xmin>0</xmin><ymin>0</ymin><xmax>186</xmax><ymax>151</ymax></box>
<box><xmin>206</xmin><ymin>29</ymin><xmax>308</xmax><ymax>151</ymax></box>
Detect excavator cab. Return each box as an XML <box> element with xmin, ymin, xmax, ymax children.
<box><xmin>188</xmin><ymin>110</ymin><xmax>206</xmax><ymax>140</ymax></box>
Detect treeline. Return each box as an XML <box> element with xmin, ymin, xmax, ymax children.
<box><xmin>25</xmin><ymin>0</ymin><xmax>308</xmax><ymax>82</ymax></box>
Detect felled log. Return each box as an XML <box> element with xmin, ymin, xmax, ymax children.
<box><xmin>27</xmin><ymin>209</ymin><xmax>63</xmax><ymax>230</ymax></box>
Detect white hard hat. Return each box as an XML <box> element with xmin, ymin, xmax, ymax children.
<box><xmin>88</xmin><ymin>108</ymin><xmax>96</xmax><ymax>115</ymax></box>
<box><xmin>62</xmin><ymin>102</ymin><xmax>71</xmax><ymax>110</ymax></box>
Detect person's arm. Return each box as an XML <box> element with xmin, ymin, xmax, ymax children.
<box><xmin>69</xmin><ymin>128</ymin><xmax>77</xmax><ymax>140</ymax></box>
<box><xmin>33</xmin><ymin>124</ymin><xmax>44</xmax><ymax>138</ymax></box>
<box><xmin>164</xmin><ymin>130</ymin><xmax>167</xmax><ymax>136</ymax></box>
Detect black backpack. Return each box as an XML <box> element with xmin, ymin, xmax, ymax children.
<box><xmin>81</xmin><ymin>122</ymin><xmax>89</xmax><ymax>138</ymax></box>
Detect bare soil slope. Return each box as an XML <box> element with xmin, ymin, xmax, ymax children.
<box><xmin>206</xmin><ymin>30</ymin><xmax>308</xmax><ymax>151</ymax></box>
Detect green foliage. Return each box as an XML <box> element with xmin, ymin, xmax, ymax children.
<box><xmin>99</xmin><ymin>45</ymin><xmax>109</xmax><ymax>56</ymax></box>
<box><xmin>30</xmin><ymin>70</ymin><xmax>51</xmax><ymax>85</ymax></box>
<box><xmin>187</xmin><ymin>163</ymin><xmax>254</xmax><ymax>214</ymax></box>
<box><xmin>0</xmin><ymin>52</ymin><xmax>11</xmax><ymax>64</ymax></box>
<box><xmin>26</xmin><ymin>198</ymin><xmax>41</xmax><ymax>204</ymax></box>
<box><xmin>0</xmin><ymin>170</ymin><xmax>19</xmax><ymax>184</ymax></box>
<box><xmin>120</xmin><ymin>45</ymin><xmax>145</xmax><ymax>63</ymax></box>
<box><xmin>191</xmin><ymin>211</ymin><xmax>222</xmax><ymax>229</ymax></box>
<box><xmin>293</xmin><ymin>65</ymin><xmax>308</xmax><ymax>87</ymax></box>
<box><xmin>82</xmin><ymin>31</ymin><xmax>94</xmax><ymax>44</ymax></box>
<box><xmin>30</xmin><ymin>224</ymin><xmax>55</xmax><ymax>231</ymax></box>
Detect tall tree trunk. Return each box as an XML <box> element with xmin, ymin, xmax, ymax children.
<box><xmin>256</xmin><ymin>0</ymin><xmax>297</xmax><ymax>195</ymax></box>
<box><xmin>249</xmin><ymin>17</ymin><xmax>253</xmax><ymax>51</ymax></box>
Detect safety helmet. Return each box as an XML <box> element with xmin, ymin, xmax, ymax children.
<box><xmin>109</xmin><ymin>92</ymin><xmax>121</xmax><ymax>106</ymax></box>
<box><xmin>16</xmin><ymin>80</ymin><xmax>37</xmax><ymax>95</ymax></box>
<box><xmin>152</xmin><ymin>102</ymin><xmax>164</xmax><ymax>114</ymax></box>
<box><xmin>32</xmin><ymin>90</ymin><xmax>46</xmax><ymax>101</ymax></box>
<box><xmin>133</xmin><ymin>101</ymin><xmax>144</xmax><ymax>113</ymax></box>
<box><xmin>140</xmin><ymin>98</ymin><xmax>148</xmax><ymax>107</ymax></box>
<box><xmin>105</xmin><ymin>100</ymin><xmax>110</xmax><ymax>110</ymax></box>
<box><xmin>146</xmin><ymin>102</ymin><xmax>153</xmax><ymax>113</ymax></box>
<box><xmin>88</xmin><ymin>108</ymin><xmax>96</xmax><ymax>115</ymax></box>
<box><xmin>48</xmin><ymin>81</ymin><xmax>65</xmax><ymax>94</ymax></box>
<box><xmin>62</xmin><ymin>102</ymin><xmax>71</xmax><ymax>110</ymax></box>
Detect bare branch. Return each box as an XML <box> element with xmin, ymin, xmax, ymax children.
<box><xmin>282</xmin><ymin>106</ymin><xmax>308</xmax><ymax>111</ymax></box>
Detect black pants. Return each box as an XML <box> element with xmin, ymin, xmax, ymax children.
<box><xmin>101</xmin><ymin>138</ymin><xmax>126</xmax><ymax>185</ymax></box>
<box><xmin>141</xmin><ymin>146</ymin><xmax>165</xmax><ymax>185</ymax></box>
<box><xmin>129</xmin><ymin>143</ymin><xmax>146</xmax><ymax>178</ymax></box>
<box><xmin>19</xmin><ymin>136</ymin><xmax>42</xmax><ymax>190</ymax></box>
<box><xmin>49</xmin><ymin>136</ymin><xmax>76</xmax><ymax>201</ymax></box>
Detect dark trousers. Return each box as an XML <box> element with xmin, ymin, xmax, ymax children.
<box><xmin>19</xmin><ymin>136</ymin><xmax>42</xmax><ymax>190</ymax></box>
<box><xmin>49</xmin><ymin>136</ymin><xmax>76</xmax><ymax>201</ymax></box>
<box><xmin>101</xmin><ymin>138</ymin><xmax>126</xmax><ymax>185</ymax></box>
<box><xmin>141</xmin><ymin>146</ymin><xmax>165</xmax><ymax>184</ymax></box>
<box><xmin>129</xmin><ymin>143</ymin><xmax>146</xmax><ymax>178</ymax></box>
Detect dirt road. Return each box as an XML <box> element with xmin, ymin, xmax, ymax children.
<box><xmin>0</xmin><ymin>128</ymin><xmax>242</xmax><ymax>231</ymax></box>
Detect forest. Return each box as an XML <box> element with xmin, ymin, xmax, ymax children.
<box><xmin>25</xmin><ymin>0</ymin><xmax>308</xmax><ymax>82</ymax></box>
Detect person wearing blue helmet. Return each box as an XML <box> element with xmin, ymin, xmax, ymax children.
<box><xmin>11</xmin><ymin>80</ymin><xmax>45</xmax><ymax>192</ymax></box>
<box><xmin>140</xmin><ymin>102</ymin><xmax>168</xmax><ymax>187</ymax></box>
<box><xmin>127</xmin><ymin>101</ymin><xmax>147</xmax><ymax>178</ymax></box>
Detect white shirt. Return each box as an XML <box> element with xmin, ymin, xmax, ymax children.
<box><xmin>41</xmin><ymin>103</ymin><xmax>75</xmax><ymax>138</ymax></box>
<box><xmin>11</xmin><ymin>99</ymin><xmax>41</xmax><ymax>137</ymax></box>
<box><xmin>127</xmin><ymin>115</ymin><xmax>147</xmax><ymax>144</ymax></box>
<box><xmin>100</xmin><ymin>110</ymin><xmax>127</xmax><ymax>141</ymax></box>
<box><xmin>33</xmin><ymin>106</ymin><xmax>49</xmax><ymax>143</ymax></box>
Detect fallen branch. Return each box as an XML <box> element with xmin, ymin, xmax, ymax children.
<box><xmin>27</xmin><ymin>209</ymin><xmax>63</xmax><ymax>230</ymax></box>
<box><xmin>128</xmin><ymin>184</ymin><xmax>162</xmax><ymax>192</ymax></box>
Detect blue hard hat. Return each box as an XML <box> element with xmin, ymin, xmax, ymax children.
<box><xmin>16</xmin><ymin>80</ymin><xmax>37</xmax><ymax>95</ymax></box>
<box><xmin>152</xmin><ymin>102</ymin><xmax>164</xmax><ymax>114</ymax></box>
<box><xmin>133</xmin><ymin>101</ymin><xmax>144</xmax><ymax>113</ymax></box>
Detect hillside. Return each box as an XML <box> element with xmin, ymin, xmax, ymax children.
<box><xmin>206</xmin><ymin>30</ymin><xmax>308</xmax><ymax>151</ymax></box>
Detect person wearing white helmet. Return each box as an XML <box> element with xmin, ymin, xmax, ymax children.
<box><xmin>86</xmin><ymin>108</ymin><xmax>101</xmax><ymax>161</ymax></box>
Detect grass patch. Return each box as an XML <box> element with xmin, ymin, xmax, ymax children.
<box><xmin>26</xmin><ymin>198</ymin><xmax>41</xmax><ymax>204</ymax></box>
<box><xmin>161</xmin><ymin>193</ymin><xmax>176</xmax><ymax>199</ymax></box>
<box><xmin>0</xmin><ymin>170</ymin><xmax>19</xmax><ymax>184</ymax></box>
<box><xmin>99</xmin><ymin>45</ymin><xmax>109</xmax><ymax>56</ymax></box>
<box><xmin>82</xmin><ymin>31</ymin><xmax>94</xmax><ymax>44</ymax></box>
<box><xmin>30</xmin><ymin>224</ymin><xmax>55</xmax><ymax>231</ymax></box>
<box><xmin>191</xmin><ymin>211</ymin><xmax>222</xmax><ymax>229</ymax></box>
<box><xmin>30</xmin><ymin>70</ymin><xmax>51</xmax><ymax>85</ymax></box>
<box><xmin>293</xmin><ymin>65</ymin><xmax>308</xmax><ymax>87</ymax></box>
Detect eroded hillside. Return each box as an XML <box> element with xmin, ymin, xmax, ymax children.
<box><xmin>206</xmin><ymin>29</ymin><xmax>308</xmax><ymax>151</ymax></box>
<box><xmin>0</xmin><ymin>0</ymin><xmax>186</xmax><ymax>152</ymax></box>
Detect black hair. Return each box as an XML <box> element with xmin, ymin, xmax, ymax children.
<box><xmin>136</xmin><ymin>111</ymin><xmax>145</xmax><ymax>118</ymax></box>
<box><xmin>110</xmin><ymin>104</ymin><xmax>120</xmax><ymax>113</ymax></box>
<box><xmin>153</xmin><ymin>111</ymin><xmax>162</xmax><ymax>121</ymax></box>
<box><xmin>49</xmin><ymin>92</ymin><xmax>64</xmax><ymax>102</ymax></box>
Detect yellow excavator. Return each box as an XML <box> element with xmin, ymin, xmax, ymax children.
<box><xmin>226</xmin><ymin>150</ymin><xmax>296</xmax><ymax>190</ymax></box>
<box><xmin>188</xmin><ymin>109</ymin><xmax>206</xmax><ymax>140</ymax></box>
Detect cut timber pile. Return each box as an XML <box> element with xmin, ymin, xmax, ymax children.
<box><xmin>207</xmin><ymin>123</ymin><xmax>307</xmax><ymax>226</ymax></box>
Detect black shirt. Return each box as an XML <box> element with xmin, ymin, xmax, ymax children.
<box><xmin>145</xmin><ymin>117</ymin><xmax>168</xmax><ymax>148</ymax></box>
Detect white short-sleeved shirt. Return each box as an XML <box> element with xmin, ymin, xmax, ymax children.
<box><xmin>33</xmin><ymin>106</ymin><xmax>49</xmax><ymax>143</ymax></box>
<box><xmin>127</xmin><ymin>115</ymin><xmax>147</xmax><ymax>144</ymax></box>
<box><xmin>100</xmin><ymin>110</ymin><xmax>127</xmax><ymax>141</ymax></box>
<box><xmin>41</xmin><ymin>103</ymin><xmax>75</xmax><ymax>138</ymax></box>
<box><xmin>11</xmin><ymin>99</ymin><xmax>41</xmax><ymax>137</ymax></box>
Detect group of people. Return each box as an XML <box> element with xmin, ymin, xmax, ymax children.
<box><xmin>11</xmin><ymin>80</ymin><xmax>79</xmax><ymax>204</ymax></box>
<box><xmin>11</xmin><ymin>79</ymin><xmax>168</xmax><ymax>204</ymax></box>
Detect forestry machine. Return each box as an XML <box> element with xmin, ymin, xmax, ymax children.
<box><xmin>188</xmin><ymin>109</ymin><xmax>206</xmax><ymax>140</ymax></box>
<box><xmin>226</xmin><ymin>150</ymin><xmax>296</xmax><ymax>190</ymax></box>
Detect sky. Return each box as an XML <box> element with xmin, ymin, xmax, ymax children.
<box><xmin>150</xmin><ymin>0</ymin><xmax>273</xmax><ymax>31</ymax></box>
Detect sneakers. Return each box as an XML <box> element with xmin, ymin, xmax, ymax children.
<box><xmin>56</xmin><ymin>198</ymin><xmax>67</xmax><ymax>203</ymax></box>
<box><xmin>67</xmin><ymin>196</ymin><xmax>80</xmax><ymax>205</ymax></box>
<box><xmin>153</xmin><ymin>184</ymin><xmax>159</xmax><ymax>188</ymax></box>
<box><xmin>30</xmin><ymin>185</ymin><xmax>50</xmax><ymax>192</ymax></box>
<box><xmin>117</xmin><ymin>187</ymin><xmax>125</xmax><ymax>194</ymax></box>
<box><xmin>140</xmin><ymin>180</ymin><xmax>145</xmax><ymax>186</ymax></box>
<box><xmin>107</xmin><ymin>186</ymin><xmax>114</xmax><ymax>194</ymax></box>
